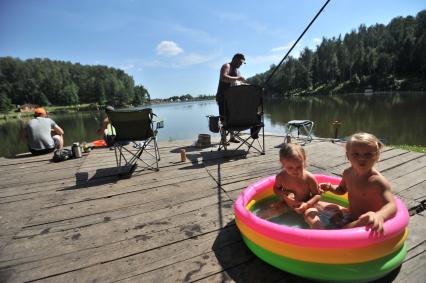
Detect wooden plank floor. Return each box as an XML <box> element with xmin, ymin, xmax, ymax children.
<box><xmin>0</xmin><ymin>135</ymin><xmax>425</xmax><ymax>283</ymax></box>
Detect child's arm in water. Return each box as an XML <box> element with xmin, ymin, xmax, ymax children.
<box><xmin>345</xmin><ymin>175</ymin><xmax>397</xmax><ymax>232</ymax></box>
<box><xmin>256</xmin><ymin>175</ymin><xmax>289</xmax><ymax>220</ymax></box>
<box><xmin>273</xmin><ymin>173</ymin><xmax>288</xmax><ymax>200</ymax></box>
<box><xmin>294</xmin><ymin>173</ymin><xmax>321</xmax><ymax>214</ymax></box>
<box><xmin>293</xmin><ymin>194</ymin><xmax>321</xmax><ymax>214</ymax></box>
<box><xmin>274</xmin><ymin>188</ymin><xmax>302</xmax><ymax>212</ymax></box>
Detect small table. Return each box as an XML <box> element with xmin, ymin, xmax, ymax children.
<box><xmin>285</xmin><ymin>120</ymin><xmax>314</xmax><ymax>145</ymax></box>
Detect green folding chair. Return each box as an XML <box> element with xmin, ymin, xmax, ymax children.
<box><xmin>218</xmin><ymin>85</ymin><xmax>265</xmax><ymax>155</ymax></box>
<box><xmin>107</xmin><ymin>108</ymin><xmax>163</xmax><ymax>175</ymax></box>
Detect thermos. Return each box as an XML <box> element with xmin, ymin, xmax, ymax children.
<box><xmin>286</xmin><ymin>134</ymin><xmax>292</xmax><ymax>143</ymax></box>
<box><xmin>72</xmin><ymin>142</ymin><xmax>82</xmax><ymax>158</ymax></box>
<box><xmin>180</xmin><ymin>148</ymin><xmax>186</xmax><ymax>162</ymax></box>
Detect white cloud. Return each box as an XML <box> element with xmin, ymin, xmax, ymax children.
<box><xmin>141</xmin><ymin>59</ymin><xmax>174</xmax><ymax>68</ymax></box>
<box><xmin>313</xmin><ymin>38</ymin><xmax>322</xmax><ymax>44</ymax></box>
<box><xmin>139</xmin><ymin>52</ymin><xmax>216</xmax><ymax>69</ymax></box>
<box><xmin>118</xmin><ymin>64</ymin><xmax>135</xmax><ymax>71</ymax></box>
<box><xmin>179</xmin><ymin>52</ymin><xmax>216</xmax><ymax>66</ymax></box>
<box><xmin>217</xmin><ymin>12</ymin><xmax>247</xmax><ymax>23</ymax></box>
<box><xmin>173</xmin><ymin>24</ymin><xmax>218</xmax><ymax>44</ymax></box>
<box><xmin>156</xmin><ymin>41</ymin><xmax>184</xmax><ymax>56</ymax></box>
<box><xmin>248</xmin><ymin>41</ymin><xmax>305</xmax><ymax>66</ymax></box>
<box><xmin>247</xmin><ymin>54</ymin><xmax>283</xmax><ymax>65</ymax></box>
<box><xmin>216</xmin><ymin>11</ymin><xmax>282</xmax><ymax>37</ymax></box>
<box><xmin>271</xmin><ymin>40</ymin><xmax>300</xmax><ymax>53</ymax></box>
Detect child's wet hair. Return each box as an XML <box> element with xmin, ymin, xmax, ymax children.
<box><xmin>279</xmin><ymin>143</ymin><xmax>306</xmax><ymax>165</ymax></box>
<box><xmin>346</xmin><ymin>132</ymin><xmax>384</xmax><ymax>155</ymax></box>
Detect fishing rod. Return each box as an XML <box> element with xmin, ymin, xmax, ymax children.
<box><xmin>262</xmin><ymin>0</ymin><xmax>331</xmax><ymax>89</ymax></box>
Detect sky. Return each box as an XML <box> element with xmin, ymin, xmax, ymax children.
<box><xmin>0</xmin><ymin>0</ymin><xmax>424</xmax><ymax>99</ymax></box>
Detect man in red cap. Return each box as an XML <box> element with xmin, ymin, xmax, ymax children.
<box><xmin>23</xmin><ymin>107</ymin><xmax>64</xmax><ymax>155</ymax></box>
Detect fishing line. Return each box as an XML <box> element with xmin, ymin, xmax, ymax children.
<box><xmin>262</xmin><ymin>0</ymin><xmax>331</xmax><ymax>89</ymax></box>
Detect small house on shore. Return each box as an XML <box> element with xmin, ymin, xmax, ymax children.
<box><xmin>17</xmin><ymin>104</ymin><xmax>38</xmax><ymax>113</ymax></box>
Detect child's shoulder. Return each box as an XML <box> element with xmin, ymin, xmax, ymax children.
<box><xmin>304</xmin><ymin>170</ymin><xmax>317</xmax><ymax>180</ymax></box>
<box><xmin>275</xmin><ymin>170</ymin><xmax>287</xmax><ymax>181</ymax></box>
<box><xmin>341</xmin><ymin>167</ymin><xmax>354</xmax><ymax>179</ymax></box>
<box><xmin>342</xmin><ymin>166</ymin><xmax>352</xmax><ymax>174</ymax></box>
<box><xmin>368</xmin><ymin>171</ymin><xmax>390</xmax><ymax>189</ymax></box>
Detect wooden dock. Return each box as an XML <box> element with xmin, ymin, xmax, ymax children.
<box><xmin>0</xmin><ymin>135</ymin><xmax>425</xmax><ymax>283</ymax></box>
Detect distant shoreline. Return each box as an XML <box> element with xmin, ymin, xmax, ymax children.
<box><xmin>2</xmin><ymin>90</ymin><xmax>425</xmax><ymax>122</ymax></box>
<box><xmin>0</xmin><ymin>99</ymin><xmax>217</xmax><ymax>122</ymax></box>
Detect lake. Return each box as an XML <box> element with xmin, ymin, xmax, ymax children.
<box><xmin>0</xmin><ymin>92</ymin><xmax>424</xmax><ymax>157</ymax></box>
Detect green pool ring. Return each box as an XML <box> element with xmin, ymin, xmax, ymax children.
<box><xmin>242</xmin><ymin>235</ymin><xmax>406</xmax><ymax>282</ymax></box>
<box><xmin>320</xmin><ymin>193</ymin><xmax>349</xmax><ymax>207</ymax></box>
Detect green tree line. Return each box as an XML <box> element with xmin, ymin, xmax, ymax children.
<box><xmin>248</xmin><ymin>10</ymin><xmax>426</xmax><ymax>96</ymax></box>
<box><xmin>164</xmin><ymin>94</ymin><xmax>214</xmax><ymax>101</ymax></box>
<box><xmin>0</xmin><ymin>57</ymin><xmax>150</xmax><ymax>111</ymax></box>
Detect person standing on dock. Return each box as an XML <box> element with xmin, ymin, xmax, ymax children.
<box><xmin>216</xmin><ymin>53</ymin><xmax>247</xmax><ymax>144</ymax></box>
<box><xmin>22</xmin><ymin>107</ymin><xmax>64</xmax><ymax>155</ymax></box>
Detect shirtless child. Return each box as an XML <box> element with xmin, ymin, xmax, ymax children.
<box><xmin>316</xmin><ymin>132</ymin><xmax>397</xmax><ymax>232</ymax></box>
<box><xmin>260</xmin><ymin>143</ymin><xmax>351</xmax><ymax>229</ymax></box>
<box><xmin>260</xmin><ymin>144</ymin><xmax>329</xmax><ymax>225</ymax></box>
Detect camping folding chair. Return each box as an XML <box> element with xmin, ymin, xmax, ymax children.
<box><xmin>285</xmin><ymin>120</ymin><xmax>314</xmax><ymax>145</ymax></box>
<box><xmin>107</xmin><ymin>108</ymin><xmax>163</xmax><ymax>175</ymax></box>
<box><xmin>218</xmin><ymin>85</ymin><xmax>265</xmax><ymax>155</ymax></box>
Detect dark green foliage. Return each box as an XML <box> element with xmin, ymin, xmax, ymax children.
<box><xmin>168</xmin><ymin>94</ymin><xmax>194</xmax><ymax>101</ymax></box>
<box><xmin>133</xmin><ymin>85</ymin><xmax>150</xmax><ymax>106</ymax></box>
<box><xmin>0</xmin><ymin>92</ymin><xmax>13</xmax><ymax>113</ymax></box>
<box><xmin>249</xmin><ymin>10</ymin><xmax>426</xmax><ymax>96</ymax></box>
<box><xmin>0</xmin><ymin>58</ymin><xmax>149</xmax><ymax>106</ymax></box>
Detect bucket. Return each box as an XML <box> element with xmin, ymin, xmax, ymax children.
<box><xmin>208</xmin><ymin>116</ymin><xmax>220</xmax><ymax>133</ymax></box>
<box><xmin>196</xmin><ymin>134</ymin><xmax>211</xmax><ymax>148</ymax></box>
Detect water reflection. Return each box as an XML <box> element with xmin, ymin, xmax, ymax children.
<box><xmin>0</xmin><ymin>111</ymin><xmax>105</xmax><ymax>158</ymax></box>
<box><xmin>264</xmin><ymin>93</ymin><xmax>425</xmax><ymax>145</ymax></box>
<box><xmin>0</xmin><ymin>92</ymin><xmax>424</xmax><ymax>157</ymax></box>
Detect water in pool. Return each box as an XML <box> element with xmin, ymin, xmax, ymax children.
<box><xmin>251</xmin><ymin>196</ymin><xmax>309</xmax><ymax>229</ymax></box>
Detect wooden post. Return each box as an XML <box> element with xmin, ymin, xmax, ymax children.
<box><xmin>332</xmin><ymin>121</ymin><xmax>342</xmax><ymax>140</ymax></box>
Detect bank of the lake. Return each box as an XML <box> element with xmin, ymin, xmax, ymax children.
<box><xmin>393</xmin><ymin>144</ymin><xmax>426</xmax><ymax>154</ymax></box>
<box><xmin>0</xmin><ymin>99</ymin><xmax>217</xmax><ymax>122</ymax></box>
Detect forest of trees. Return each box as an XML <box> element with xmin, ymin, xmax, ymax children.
<box><xmin>162</xmin><ymin>94</ymin><xmax>215</xmax><ymax>102</ymax></box>
<box><xmin>248</xmin><ymin>10</ymin><xmax>426</xmax><ymax>96</ymax></box>
<box><xmin>0</xmin><ymin>57</ymin><xmax>150</xmax><ymax>111</ymax></box>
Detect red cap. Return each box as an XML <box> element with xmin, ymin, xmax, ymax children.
<box><xmin>34</xmin><ymin>107</ymin><xmax>47</xmax><ymax>116</ymax></box>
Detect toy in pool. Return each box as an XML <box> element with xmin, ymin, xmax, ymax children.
<box><xmin>234</xmin><ymin>174</ymin><xmax>409</xmax><ymax>282</ymax></box>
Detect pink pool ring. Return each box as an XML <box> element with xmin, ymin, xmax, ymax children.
<box><xmin>234</xmin><ymin>174</ymin><xmax>409</xmax><ymax>282</ymax></box>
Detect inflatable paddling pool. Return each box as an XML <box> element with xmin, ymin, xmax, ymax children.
<box><xmin>234</xmin><ymin>174</ymin><xmax>409</xmax><ymax>282</ymax></box>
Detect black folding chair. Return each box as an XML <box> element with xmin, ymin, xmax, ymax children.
<box><xmin>218</xmin><ymin>85</ymin><xmax>265</xmax><ymax>155</ymax></box>
<box><xmin>107</xmin><ymin>108</ymin><xmax>163</xmax><ymax>175</ymax></box>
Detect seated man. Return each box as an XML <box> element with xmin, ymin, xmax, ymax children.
<box><xmin>23</xmin><ymin>107</ymin><xmax>64</xmax><ymax>155</ymax></box>
<box><xmin>97</xmin><ymin>106</ymin><xmax>116</xmax><ymax>146</ymax></box>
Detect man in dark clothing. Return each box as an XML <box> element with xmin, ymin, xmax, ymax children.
<box><xmin>216</xmin><ymin>53</ymin><xmax>247</xmax><ymax>143</ymax></box>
